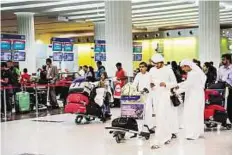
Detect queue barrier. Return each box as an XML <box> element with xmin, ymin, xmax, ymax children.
<box><xmin>1</xmin><ymin>82</ymin><xmax>72</xmax><ymax>122</ymax></box>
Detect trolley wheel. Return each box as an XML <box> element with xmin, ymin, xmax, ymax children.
<box><xmin>101</xmin><ymin>117</ymin><xmax>106</xmax><ymax>123</ymax></box>
<box><xmin>85</xmin><ymin>116</ymin><xmax>91</xmax><ymax>122</ymax></box>
<box><xmin>145</xmin><ymin>134</ymin><xmax>150</xmax><ymax>140</ymax></box>
<box><xmin>226</xmin><ymin>124</ymin><xmax>232</xmax><ymax>130</ymax></box>
<box><xmin>206</xmin><ymin>123</ymin><xmax>216</xmax><ymax>128</ymax></box>
<box><xmin>75</xmin><ymin>115</ymin><xmax>83</xmax><ymax>124</ymax></box>
<box><xmin>115</xmin><ymin>134</ymin><xmax>122</xmax><ymax>143</ymax></box>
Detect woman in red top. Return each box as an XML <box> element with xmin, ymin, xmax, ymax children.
<box><xmin>20</xmin><ymin>68</ymin><xmax>31</xmax><ymax>85</ymax></box>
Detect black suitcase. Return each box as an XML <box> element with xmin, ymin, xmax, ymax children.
<box><xmin>112</xmin><ymin>117</ymin><xmax>138</xmax><ymax>131</ymax></box>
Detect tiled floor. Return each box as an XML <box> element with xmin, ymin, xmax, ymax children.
<box><xmin>1</xmin><ymin>109</ymin><xmax>232</xmax><ymax>155</ymax></box>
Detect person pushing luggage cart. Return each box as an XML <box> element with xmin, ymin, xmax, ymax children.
<box><xmin>132</xmin><ymin>62</ymin><xmax>155</xmax><ymax>133</ymax></box>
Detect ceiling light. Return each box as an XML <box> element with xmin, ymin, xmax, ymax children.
<box><xmin>189</xmin><ymin>30</ymin><xmax>193</xmax><ymax>35</ymax></box>
<box><xmin>132</xmin><ymin>4</ymin><xmax>196</xmax><ymax>14</ymax></box>
<box><xmin>178</xmin><ymin>31</ymin><xmax>181</xmax><ymax>36</ymax></box>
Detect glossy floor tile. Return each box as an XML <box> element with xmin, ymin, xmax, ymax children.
<box><xmin>1</xmin><ymin>109</ymin><xmax>232</xmax><ymax>155</ymax></box>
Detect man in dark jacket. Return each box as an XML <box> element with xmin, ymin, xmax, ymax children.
<box><xmin>96</xmin><ymin>61</ymin><xmax>105</xmax><ymax>80</ymax></box>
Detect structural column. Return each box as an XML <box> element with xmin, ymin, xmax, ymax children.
<box><xmin>198</xmin><ymin>1</ymin><xmax>221</xmax><ymax>66</ymax></box>
<box><xmin>15</xmin><ymin>12</ymin><xmax>36</xmax><ymax>73</ymax></box>
<box><xmin>94</xmin><ymin>22</ymin><xmax>106</xmax><ymax>67</ymax></box>
<box><xmin>105</xmin><ymin>0</ymin><xmax>133</xmax><ymax>77</ymax></box>
<box><xmin>94</xmin><ymin>22</ymin><xmax>105</xmax><ymax>40</ymax></box>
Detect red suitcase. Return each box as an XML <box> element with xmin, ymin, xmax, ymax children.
<box><xmin>204</xmin><ymin>104</ymin><xmax>226</xmax><ymax>120</ymax></box>
<box><xmin>66</xmin><ymin>93</ymin><xmax>89</xmax><ymax>105</ymax></box>
<box><xmin>205</xmin><ymin>89</ymin><xmax>220</xmax><ymax>101</ymax></box>
<box><xmin>64</xmin><ymin>103</ymin><xmax>86</xmax><ymax>114</ymax></box>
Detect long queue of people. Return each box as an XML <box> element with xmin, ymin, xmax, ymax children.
<box><xmin>131</xmin><ymin>53</ymin><xmax>232</xmax><ymax>149</ymax></box>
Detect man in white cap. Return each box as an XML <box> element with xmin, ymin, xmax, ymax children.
<box><xmin>149</xmin><ymin>54</ymin><xmax>178</xmax><ymax>149</ymax></box>
<box><xmin>175</xmin><ymin>59</ymin><xmax>206</xmax><ymax>140</ymax></box>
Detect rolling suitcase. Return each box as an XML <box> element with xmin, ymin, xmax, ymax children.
<box><xmin>15</xmin><ymin>91</ymin><xmax>30</xmax><ymax>113</ymax></box>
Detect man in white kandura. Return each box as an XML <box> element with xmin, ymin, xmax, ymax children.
<box><xmin>132</xmin><ymin>62</ymin><xmax>154</xmax><ymax>133</ymax></box>
<box><xmin>149</xmin><ymin>54</ymin><xmax>178</xmax><ymax>149</ymax></box>
<box><xmin>175</xmin><ymin>60</ymin><xmax>206</xmax><ymax>140</ymax></box>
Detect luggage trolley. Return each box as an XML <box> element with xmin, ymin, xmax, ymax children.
<box><xmin>33</xmin><ymin>83</ymin><xmax>49</xmax><ymax>111</ymax></box>
<box><xmin>105</xmin><ymin>89</ymin><xmax>152</xmax><ymax>143</ymax></box>
<box><xmin>204</xmin><ymin>88</ymin><xmax>231</xmax><ymax>129</ymax></box>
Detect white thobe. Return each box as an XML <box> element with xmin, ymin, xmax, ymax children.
<box><xmin>149</xmin><ymin>66</ymin><xmax>178</xmax><ymax>146</ymax></box>
<box><xmin>133</xmin><ymin>72</ymin><xmax>154</xmax><ymax>130</ymax></box>
<box><xmin>177</xmin><ymin>70</ymin><xmax>206</xmax><ymax>139</ymax></box>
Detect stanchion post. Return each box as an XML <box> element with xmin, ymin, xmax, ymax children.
<box><xmin>3</xmin><ymin>87</ymin><xmax>7</xmax><ymax>121</ymax></box>
<box><xmin>47</xmin><ymin>83</ymin><xmax>50</xmax><ymax>107</ymax></box>
<box><xmin>35</xmin><ymin>84</ymin><xmax>39</xmax><ymax>117</ymax></box>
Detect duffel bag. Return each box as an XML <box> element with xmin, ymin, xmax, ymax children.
<box><xmin>112</xmin><ymin>117</ymin><xmax>138</xmax><ymax>131</ymax></box>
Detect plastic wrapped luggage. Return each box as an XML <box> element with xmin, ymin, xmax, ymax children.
<box><xmin>15</xmin><ymin>91</ymin><xmax>30</xmax><ymax>112</ymax></box>
<box><xmin>69</xmin><ymin>81</ymin><xmax>93</xmax><ymax>95</ymax></box>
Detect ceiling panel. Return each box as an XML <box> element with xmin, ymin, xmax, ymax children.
<box><xmin>1</xmin><ymin>0</ymin><xmax>232</xmax><ymax>34</ymax></box>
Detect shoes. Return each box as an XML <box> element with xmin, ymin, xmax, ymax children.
<box><xmin>105</xmin><ymin>113</ymin><xmax>112</xmax><ymax>118</ymax></box>
<box><xmin>172</xmin><ymin>134</ymin><xmax>177</xmax><ymax>139</ymax></box>
<box><xmin>51</xmin><ymin>105</ymin><xmax>60</xmax><ymax>109</ymax></box>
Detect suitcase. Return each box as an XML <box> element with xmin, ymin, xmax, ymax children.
<box><xmin>66</xmin><ymin>93</ymin><xmax>89</xmax><ymax>105</ymax></box>
<box><xmin>15</xmin><ymin>91</ymin><xmax>30</xmax><ymax>112</ymax></box>
<box><xmin>112</xmin><ymin>117</ymin><xmax>138</xmax><ymax>131</ymax></box>
<box><xmin>205</xmin><ymin>89</ymin><xmax>219</xmax><ymax>101</ymax></box>
<box><xmin>64</xmin><ymin>103</ymin><xmax>86</xmax><ymax>114</ymax></box>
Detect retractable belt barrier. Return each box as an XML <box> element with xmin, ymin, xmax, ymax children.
<box><xmin>1</xmin><ymin>81</ymin><xmax>72</xmax><ymax>121</ymax></box>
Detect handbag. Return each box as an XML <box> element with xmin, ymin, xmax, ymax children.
<box><xmin>170</xmin><ymin>88</ymin><xmax>181</xmax><ymax>107</ymax></box>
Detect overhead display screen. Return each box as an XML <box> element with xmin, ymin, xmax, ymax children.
<box><xmin>52</xmin><ymin>42</ymin><xmax>62</xmax><ymax>51</ymax></box>
<box><xmin>63</xmin><ymin>53</ymin><xmax>74</xmax><ymax>61</ymax></box>
<box><xmin>13</xmin><ymin>52</ymin><xmax>26</xmax><ymax>61</ymax></box>
<box><xmin>53</xmin><ymin>52</ymin><xmax>63</xmax><ymax>61</ymax></box>
<box><xmin>13</xmin><ymin>40</ymin><xmax>25</xmax><ymax>50</ymax></box>
<box><xmin>64</xmin><ymin>42</ymin><xmax>73</xmax><ymax>52</ymax></box>
<box><xmin>1</xmin><ymin>39</ymin><xmax>11</xmax><ymax>50</ymax></box>
<box><xmin>1</xmin><ymin>52</ymin><xmax>12</xmax><ymax>61</ymax></box>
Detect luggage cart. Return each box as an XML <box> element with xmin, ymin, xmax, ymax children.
<box><xmin>105</xmin><ymin>89</ymin><xmax>152</xmax><ymax>143</ymax></box>
<box><xmin>204</xmin><ymin>88</ymin><xmax>231</xmax><ymax>129</ymax></box>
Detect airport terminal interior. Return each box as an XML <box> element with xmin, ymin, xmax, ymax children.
<box><xmin>0</xmin><ymin>0</ymin><xmax>232</xmax><ymax>155</ymax></box>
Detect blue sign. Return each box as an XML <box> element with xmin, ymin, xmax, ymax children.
<box><xmin>1</xmin><ymin>52</ymin><xmax>12</xmax><ymax>61</ymax></box>
<box><xmin>63</xmin><ymin>53</ymin><xmax>74</xmax><ymax>61</ymax></box>
<box><xmin>53</xmin><ymin>52</ymin><xmax>63</xmax><ymax>61</ymax></box>
<box><xmin>94</xmin><ymin>40</ymin><xmax>105</xmax><ymax>53</ymax></box>
<box><xmin>52</xmin><ymin>42</ymin><xmax>62</xmax><ymax>51</ymax></box>
<box><xmin>133</xmin><ymin>42</ymin><xmax>142</xmax><ymax>53</ymax></box>
<box><xmin>1</xmin><ymin>34</ymin><xmax>25</xmax><ymax>40</ymax></box>
<box><xmin>13</xmin><ymin>52</ymin><xmax>26</xmax><ymax>61</ymax></box>
<box><xmin>1</xmin><ymin>39</ymin><xmax>11</xmax><ymax>50</ymax></box>
<box><xmin>51</xmin><ymin>37</ymin><xmax>74</xmax><ymax>43</ymax></box>
<box><xmin>133</xmin><ymin>54</ymin><xmax>142</xmax><ymax>61</ymax></box>
<box><xmin>13</xmin><ymin>40</ymin><xmax>25</xmax><ymax>50</ymax></box>
<box><xmin>64</xmin><ymin>42</ymin><xmax>73</xmax><ymax>52</ymax></box>
<box><xmin>95</xmin><ymin>52</ymin><xmax>106</xmax><ymax>61</ymax></box>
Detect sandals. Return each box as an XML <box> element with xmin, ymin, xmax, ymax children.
<box><xmin>172</xmin><ymin>134</ymin><xmax>177</xmax><ymax>139</ymax></box>
<box><xmin>165</xmin><ymin>140</ymin><xmax>171</xmax><ymax>145</ymax></box>
<box><xmin>151</xmin><ymin>145</ymin><xmax>160</xmax><ymax>149</ymax></box>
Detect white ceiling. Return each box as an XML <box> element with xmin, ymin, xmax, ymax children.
<box><xmin>1</xmin><ymin>0</ymin><xmax>232</xmax><ymax>30</ymax></box>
